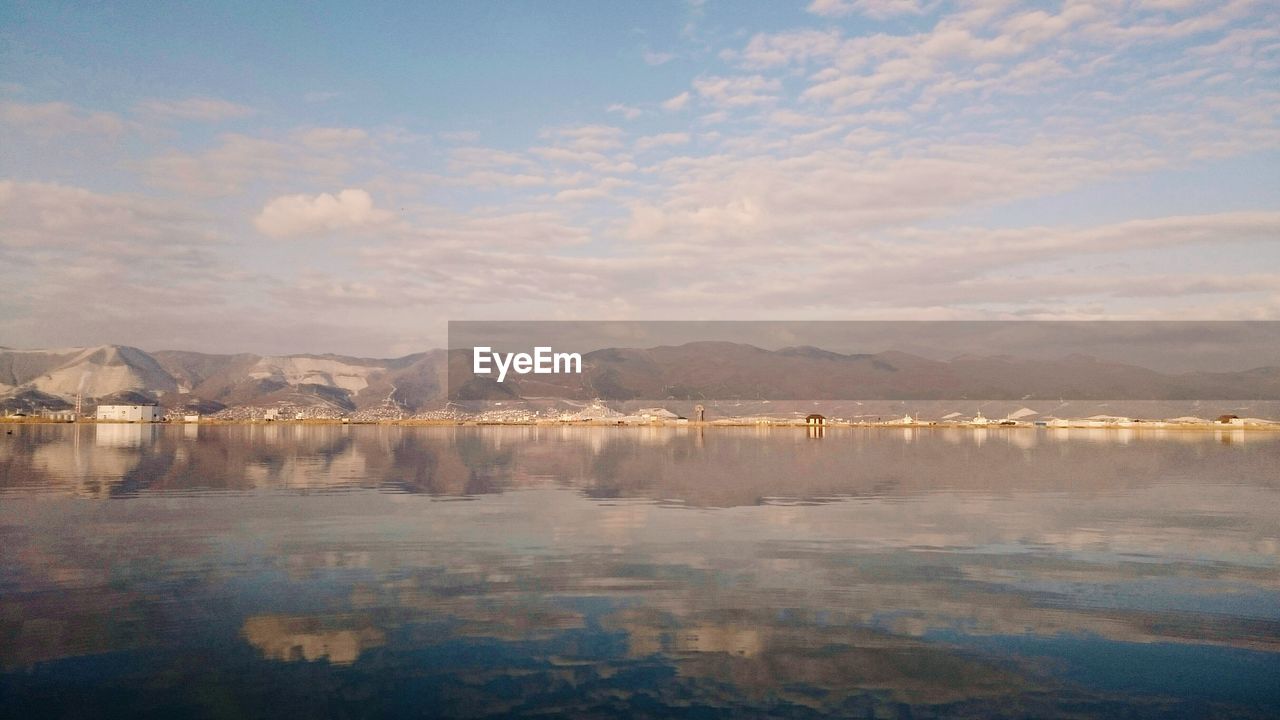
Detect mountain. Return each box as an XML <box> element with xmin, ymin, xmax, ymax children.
<box><xmin>151</xmin><ymin>350</ymin><xmax>445</xmax><ymax>413</ymax></box>
<box><xmin>0</xmin><ymin>345</ymin><xmax>445</xmax><ymax>414</ymax></box>
<box><xmin>0</xmin><ymin>345</ymin><xmax>177</xmax><ymax>400</ymax></box>
<box><xmin>2</xmin><ymin>342</ymin><xmax>1278</xmax><ymax>415</ymax></box>
<box><xmin>456</xmin><ymin>342</ymin><xmax>1280</xmax><ymax>402</ymax></box>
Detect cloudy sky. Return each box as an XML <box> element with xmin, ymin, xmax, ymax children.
<box><xmin>2</xmin><ymin>0</ymin><xmax>1278</xmax><ymax>357</ymax></box>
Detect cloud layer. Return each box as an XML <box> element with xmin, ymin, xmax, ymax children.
<box><xmin>1</xmin><ymin>0</ymin><xmax>1278</xmax><ymax>355</ymax></box>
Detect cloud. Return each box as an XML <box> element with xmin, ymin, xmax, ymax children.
<box><xmin>786</xmin><ymin>1</ymin><xmax>1183</xmax><ymax>112</ymax></box>
<box><xmin>254</xmin><ymin>189</ymin><xmax>391</xmax><ymax>238</ymax></box>
<box><xmin>551</xmin><ymin>177</ymin><xmax>632</xmax><ymax>203</ymax></box>
<box><xmin>0</xmin><ymin>101</ymin><xmax>125</xmax><ymax>137</ymax></box>
<box><xmin>292</xmin><ymin>127</ymin><xmax>369</xmax><ymax>150</ymax></box>
<box><xmin>146</xmin><ymin>132</ymin><xmax>359</xmax><ymax>196</ymax></box>
<box><xmin>456</xmin><ymin>170</ymin><xmax>547</xmax><ymax>188</ymax></box>
<box><xmin>807</xmin><ymin>0</ymin><xmax>926</xmax><ymax>19</ymax></box>
<box><xmin>135</xmin><ymin>97</ymin><xmax>255</xmax><ymax>121</ymax></box>
<box><xmin>304</xmin><ymin>90</ymin><xmax>341</xmax><ymax>103</ymax></box>
<box><xmin>619</xmin><ymin>106</ymin><xmax>1280</xmax><ymax>254</ymax></box>
<box><xmin>693</xmin><ymin>75</ymin><xmax>781</xmax><ymax>107</ymax></box>
<box><xmin>607</xmin><ymin>103</ymin><xmax>643</xmax><ymax>120</ymax></box>
<box><xmin>527</xmin><ymin>125</ymin><xmax>637</xmax><ymax>173</ymax></box>
<box><xmin>0</xmin><ymin>181</ymin><xmax>237</xmax><ymax>346</ymax></box>
<box><xmin>661</xmin><ymin>91</ymin><xmax>691</xmax><ymax>112</ymax></box>
<box><xmin>449</xmin><ymin>146</ymin><xmax>531</xmax><ymax>169</ymax></box>
<box><xmin>0</xmin><ymin>181</ymin><xmax>212</xmax><ymax>252</ymax></box>
<box><xmin>6</xmin><ymin>0</ymin><xmax>1280</xmax><ymax>353</ymax></box>
<box><xmin>542</xmin><ymin>124</ymin><xmax>626</xmax><ymax>152</ymax></box>
<box><xmin>439</xmin><ymin>130</ymin><xmax>481</xmax><ymax>143</ymax></box>
<box><xmin>643</xmin><ymin>49</ymin><xmax>677</xmax><ymax>66</ymax></box>
<box><xmin>736</xmin><ymin>30</ymin><xmax>843</xmax><ymax>69</ymax></box>
<box><xmin>635</xmin><ymin>132</ymin><xmax>691</xmax><ymax>152</ymax></box>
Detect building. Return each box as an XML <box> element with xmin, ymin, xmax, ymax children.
<box><xmin>805</xmin><ymin>413</ymin><xmax>826</xmax><ymax>426</ymax></box>
<box><xmin>95</xmin><ymin>404</ymin><xmax>164</xmax><ymax>422</ymax></box>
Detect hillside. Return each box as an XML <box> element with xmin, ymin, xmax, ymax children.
<box><xmin>1</xmin><ymin>345</ymin><xmax>445</xmax><ymax>414</ymax></box>
<box><xmin>2</xmin><ymin>342</ymin><xmax>1278</xmax><ymax>415</ymax></box>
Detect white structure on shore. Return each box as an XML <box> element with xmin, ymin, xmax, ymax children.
<box><xmin>95</xmin><ymin>404</ymin><xmax>164</xmax><ymax>422</ymax></box>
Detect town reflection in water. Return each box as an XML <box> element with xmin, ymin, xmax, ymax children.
<box><xmin>1</xmin><ymin>424</ymin><xmax>1278</xmax><ymax>718</ymax></box>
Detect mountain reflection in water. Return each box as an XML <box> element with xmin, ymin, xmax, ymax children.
<box><xmin>1</xmin><ymin>424</ymin><xmax>1278</xmax><ymax>718</ymax></box>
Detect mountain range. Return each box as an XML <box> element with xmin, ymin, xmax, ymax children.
<box><xmin>2</xmin><ymin>342</ymin><xmax>1278</xmax><ymax>414</ymax></box>
<box><xmin>0</xmin><ymin>345</ymin><xmax>444</xmax><ymax>414</ymax></box>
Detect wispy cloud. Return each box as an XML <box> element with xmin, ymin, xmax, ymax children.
<box><xmin>692</xmin><ymin>75</ymin><xmax>781</xmax><ymax>107</ymax></box>
<box><xmin>642</xmin><ymin>49</ymin><xmax>677</xmax><ymax>66</ymax></box>
<box><xmin>661</xmin><ymin>91</ymin><xmax>691</xmax><ymax>112</ymax></box>
<box><xmin>607</xmin><ymin>103</ymin><xmax>643</xmax><ymax>120</ymax></box>
<box><xmin>135</xmin><ymin>96</ymin><xmax>255</xmax><ymax>121</ymax></box>
<box><xmin>807</xmin><ymin>0</ymin><xmax>927</xmax><ymax>20</ymax></box>
<box><xmin>634</xmin><ymin>132</ymin><xmax>691</xmax><ymax>153</ymax></box>
<box><xmin>0</xmin><ymin>101</ymin><xmax>126</xmax><ymax>137</ymax></box>
<box><xmin>303</xmin><ymin>90</ymin><xmax>341</xmax><ymax>103</ymax></box>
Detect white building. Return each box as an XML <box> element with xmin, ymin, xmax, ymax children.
<box><xmin>95</xmin><ymin>404</ymin><xmax>164</xmax><ymax>422</ymax></box>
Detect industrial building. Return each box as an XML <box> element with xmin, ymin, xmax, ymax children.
<box><xmin>95</xmin><ymin>404</ymin><xmax>164</xmax><ymax>422</ymax></box>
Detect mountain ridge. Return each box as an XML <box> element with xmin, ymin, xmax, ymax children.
<box><xmin>2</xmin><ymin>343</ymin><xmax>1278</xmax><ymax>414</ymax></box>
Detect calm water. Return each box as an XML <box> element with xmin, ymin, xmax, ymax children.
<box><xmin>1</xmin><ymin>424</ymin><xmax>1278</xmax><ymax>719</ymax></box>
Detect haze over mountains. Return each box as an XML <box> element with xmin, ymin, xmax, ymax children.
<box><xmin>3</xmin><ymin>343</ymin><xmax>1279</xmax><ymax>415</ymax></box>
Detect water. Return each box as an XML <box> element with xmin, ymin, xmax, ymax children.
<box><xmin>1</xmin><ymin>424</ymin><xmax>1278</xmax><ymax>718</ymax></box>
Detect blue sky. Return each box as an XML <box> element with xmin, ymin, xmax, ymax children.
<box><xmin>2</xmin><ymin>0</ymin><xmax>1278</xmax><ymax>355</ymax></box>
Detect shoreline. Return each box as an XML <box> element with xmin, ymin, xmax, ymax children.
<box><xmin>4</xmin><ymin>417</ymin><xmax>1279</xmax><ymax>431</ymax></box>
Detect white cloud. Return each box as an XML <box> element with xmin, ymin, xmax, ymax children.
<box><xmin>553</xmin><ymin>178</ymin><xmax>631</xmax><ymax>203</ymax></box>
<box><xmin>254</xmin><ymin>188</ymin><xmax>390</xmax><ymax>238</ymax></box>
<box><xmin>607</xmin><ymin>103</ymin><xmax>643</xmax><ymax>120</ymax></box>
<box><xmin>541</xmin><ymin>124</ymin><xmax>626</xmax><ymax>152</ymax></box>
<box><xmin>292</xmin><ymin>127</ymin><xmax>369</xmax><ymax>150</ymax></box>
<box><xmin>693</xmin><ymin>75</ymin><xmax>782</xmax><ymax>107</ymax></box>
<box><xmin>642</xmin><ymin>49</ymin><xmax>677</xmax><ymax>66</ymax></box>
<box><xmin>0</xmin><ymin>101</ymin><xmax>125</xmax><ymax>137</ymax></box>
<box><xmin>807</xmin><ymin>0</ymin><xmax>926</xmax><ymax>20</ymax></box>
<box><xmin>449</xmin><ymin>146</ymin><xmax>531</xmax><ymax>169</ymax></box>
<box><xmin>146</xmin><ymin>132</ymin><xmax>359</xmax><ymax>196</ymax></box>
<box><xmin>135</xmin><ymin>96</ymin><xmax>255</xmax><ymax>121</ymax></box>
<box><xmin>635</xmin><ymin>132</ymin><xmax>692</xmax><ymax>152</ymax></box>
<box><xmin>439</xmin><ymin>130</ymin><xmax>481</xmax><ymax>143</ymax></box>
<box><xmin>661</xmin><ymin>91</ymin><xmax>691</xmax><ymax>112</ymax></box>
<box><xmin>0</xmin><ymin>181</ymin><xmax>235</xmax><ymax>340</ymax></box>
<box><xmin>457</xmin><ymin>170</ymin><xmax>547</xmax><ymax>188</ymax></box>
<box><xmin>736</xmin><ymin>30</ymin><xmax>843</xmax><ymax>69</ymax></box>
<box><xmin>529</xmin><ymin>146</ymin><xmax>606</xmax><ymax>165</ymax></box>
<box><xmin>0</xmin><ymin>181</ymin><xmax>211</xmax><ymax>251</ymax></box>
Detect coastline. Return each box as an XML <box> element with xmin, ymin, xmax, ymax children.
<box><xmin>5</xmin><ymin>417</ymin><xmax>1279</xmax><ymax>431</ymax></box>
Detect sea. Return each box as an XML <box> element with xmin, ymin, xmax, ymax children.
<box><xmin>1</xmin><ymin>423</ymin><xmax>1277</xmax><ymax>718</ymax></box>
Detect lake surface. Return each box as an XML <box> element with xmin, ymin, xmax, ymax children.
<box><xmin>2</xmin><ymin>424</ymin><xmax>1278</xmax><ymax>718</ymax></box>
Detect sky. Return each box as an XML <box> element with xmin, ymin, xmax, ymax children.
<box><xmin>1</xmin><ymin>0</ymin><xmax>1278</xmax><ymax>357</ymax></box>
